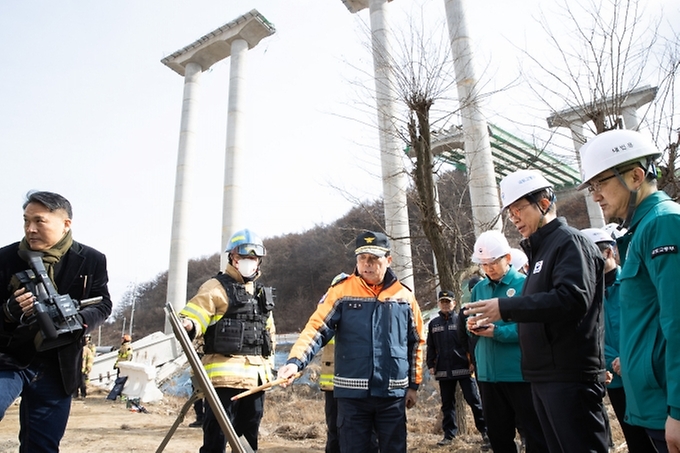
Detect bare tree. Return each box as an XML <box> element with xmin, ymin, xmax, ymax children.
<box><xmin>650</xmin><ymin>29</ymin><xmax>680</xmax><ymax>199</ymax></box>
<box><xmin>382</xmin><ymin>12</ymin><xmax>486</xmax><ymax>436</ymax></box>
<box><xmin>386</xmin><ymin>17</ymin><xmax>464</xmax><ymax>294</ymax></box>
<box><xmin>528</xmin><ymin>0</ymin><xmax>657</xmax><ymax>131</ymax></box>
<box><xmin>524</xmin><ymin>0</ymin><xmax>679</xmax><ymax>191</ymax></box>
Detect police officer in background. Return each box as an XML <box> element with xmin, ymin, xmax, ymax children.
<box><xmin>180</xmin><ymin>229</ymin><xmax>275</xmax><ymax>453</ymax></box>
<box><xmin>579</xmin><ymin>129</ymin><xmax>680</xmax><ymax>453</ymax></box>
<box><xmin>427</xmin><ymin>290</ymin><xmax>489</xmax><ymax>449</ymax></box>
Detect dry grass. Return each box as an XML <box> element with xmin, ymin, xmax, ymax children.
<box><xmin>0</xmin><ymin>377</ymin><xmax>627</xmax><ymax>453</ymax></box>
<box><xmin>259</xmin><ymin>378</ymin><xmax>492</xmax><ymax>453</ymax></box>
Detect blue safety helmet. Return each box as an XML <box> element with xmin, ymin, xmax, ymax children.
<box><xmin>226</xmin><ymin>229</ymin><xmax>266</xmax><ymax>257</ymax></box>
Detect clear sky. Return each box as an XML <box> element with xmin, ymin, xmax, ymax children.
<box><xmin>1</xmin><ymin>0</ymin><xmax>677</xmax><ymax>308</ymax></box>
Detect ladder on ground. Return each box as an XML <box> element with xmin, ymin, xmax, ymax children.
<box><xmin>155</xmin><ymin>303</ymin><xmax>254</xmax><ymax>453</ymax></box>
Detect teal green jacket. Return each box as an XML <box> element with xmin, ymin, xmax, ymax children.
<box><xmin>470</xmin><ymin>266</ymin><xmax>525</xmax><ymax>383</ymax></box>
<box><xmin>603</xmin><ymin>268</ymin><xmax>623</xmax><ymax>389</ymax></box>
<box><xmin>617</xmin><ymin>190</ymin><xmax>680</xmax><ymax>429</ymax></box>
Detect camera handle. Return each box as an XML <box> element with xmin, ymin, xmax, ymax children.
<box><xmin>18</xmin><ymin>250</ymin><xmax>61</xmax><ymax>340</ymax></box>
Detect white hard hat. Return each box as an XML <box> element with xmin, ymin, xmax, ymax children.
<box><xmin>578</xmin><ymin>129</ymin><xmax>661</xmax><ymax>190</ymax></box>
<box><xmin>509</xmin><ymin>247</ymin><xmax>528</xmax><ymax>270</ymax></box>
<box><xmin>472</xmin><ymin>230</ymin><xmax>512</xmax><ymax>264</ymax></box>
<box><xmin>581</xmin><ymin>227</ymin><xmax>616</xmax><ymax>245</ymax></box>
<box><xmin>499</xmin><ymin>170</ymin><xmax>553</xmax><ymax>210</ymax></box>
<box><xmin>602</xmin><ymin>222</ymin><xmax>627</xmax><ymax>239</ymax></box>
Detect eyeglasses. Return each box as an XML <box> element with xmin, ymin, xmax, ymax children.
<box><xmin>586</xmin><ymin>174</ymin><xmax>618</xmax><ymax>194</ymax></box>
<box><xmin>505</xmin><ymin>202</ymin><xmax>532</xmax><ymax>219</ymax></box>
<box><xmin>587</xmin><ymin>166</ymin><xmax>639</xmax><ymax>194</ymax></box>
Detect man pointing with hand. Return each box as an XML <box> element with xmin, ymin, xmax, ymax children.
<box><xmin>277</xmin><ymin>230</ymin><xmax>424</xmax><ymax>453</ymax></box>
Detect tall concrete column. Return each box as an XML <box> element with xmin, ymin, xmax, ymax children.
<box><xmin>221</xmin><ymin>38</ymin><xmax>249</xmax><ymax>270</ymax></box>
<box><xmin>368</xmin><ymin>0</ymin><xmax>414</xmax><ymax>288</ymax></box>
<box><xmin>622</xmin><ymin>106</ymin><xmax>640</xmax><ymax>130</ymax></box>
<box><xmin>444</xmin><ymin>0</ymin><xmax>501</xmax><ymax>235</ymax></box>
<box><xmin>167</xmin><ymin>61</ymin><xmax>202</xmax><ymax>315</ymax></box>
<box><xmin>161</xmin><ymin>11</ymin><xmax>275</xmax><ymax>332</ymax></box>
<box><xmin>569</xmin><ymin>123</ymin><xmax>605</xmax><ymax>228</ymax></box>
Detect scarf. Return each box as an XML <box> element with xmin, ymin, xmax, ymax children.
<box><xmin>12</xmin><ymin>229</ymin><xmax>73</xmax><ymax>293</ymax></box>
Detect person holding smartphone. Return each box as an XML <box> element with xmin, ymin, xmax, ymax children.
<box><xmin>468</xmin><ymin>231</ymin><xmax>547</xmax><ymax>453</ymax></box>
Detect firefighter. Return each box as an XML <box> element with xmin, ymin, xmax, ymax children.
<box><xmin>179</xmin><ymin>228</ymin><xmax>276</xmax><ymax>453</ymax></box>
<box><xmin>74</xmin><ymin>334</ymin><xmax>95</xmax><ymax>399</ymax></box>
<box><xmin>113</xmin><ymin>334</ymin><xmax>133</xmax><ymax>376</ymax></box>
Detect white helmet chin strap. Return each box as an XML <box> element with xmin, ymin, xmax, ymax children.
<box><xmin>531</xmin><ymin>189</ymin><xmax>555</xmax><ymax>229</ymax></box>
<box><xmin>611</xmin><ymin>167</ymin><xmax>638</xmax><ymax>229</ymax></box>
<box><xmin>614</xmin><ymin>160</ymin><xmax>654</xmax><ymax>229</ymax></box>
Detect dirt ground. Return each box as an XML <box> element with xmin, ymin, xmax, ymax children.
<box><xmin>0</xmin><ymin>384</ymin><xmax>626</xmax><ymax>453</ymax></box>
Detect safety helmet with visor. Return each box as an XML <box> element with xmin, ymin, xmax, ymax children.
<box><xmin>226</xmin><ymin>229</ymin><xmax>266</xmax><ymax>257</ymax></box>
<box><xmin>472</xmin><ymin>230</ymin><xmax>512</xmax><ymax>264</ymax></box>
<box><xmin>577</xmin><ymin>129</ymin><xmax>661</xmax><ymax>191</ymax></box>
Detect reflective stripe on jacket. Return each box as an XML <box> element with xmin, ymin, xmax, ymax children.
<box><xmin>426</xmin><ymin>310</ymin><xmax>471</xmax><ymax>380</ymax></box>
<box><xmin>319</xmin><ymin>338</ymin><xmax>335</xmax><ymax>391</ymax></box>
<box><xmin>179</xmin><ymin>264</ymin><xmax>275</xmax><ymax>389</ymax></box>
<box><xmin>286</xmin><ymin>268</ymin><xmax>424</xmax><ymax>399</ymax></box>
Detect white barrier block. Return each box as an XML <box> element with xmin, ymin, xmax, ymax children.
<box><xmin>117</xmin><ymin>361</ymin><xmax>164</xmax><ymax>403</ymax></box>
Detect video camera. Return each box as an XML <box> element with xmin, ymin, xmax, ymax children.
<box><xmin>14</xmin><ymin>250</ymin><xmax>98</xmax><ymax>351</ymax></box>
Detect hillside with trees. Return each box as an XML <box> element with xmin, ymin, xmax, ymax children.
<box><xmin>99</xmin><ymin>169</ymin><xmax>591</xmax><ymax>345</ymax></box>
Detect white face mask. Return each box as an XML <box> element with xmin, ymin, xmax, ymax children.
<box><xmin>235</xmin><ymin>257</ymin><xmax>259</xmax><ymax>278</ymax></box>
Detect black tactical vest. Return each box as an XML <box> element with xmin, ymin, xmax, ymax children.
<box><xmin>204</xmin><ymin>273</ymin><xmax>275</xmax><ymax>357</ymax></box>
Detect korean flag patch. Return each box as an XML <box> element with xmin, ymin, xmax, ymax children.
<box><xmin>532</xmin><ymin>260</ymin><xmax>544</xmax><ymax>274</ymax></box>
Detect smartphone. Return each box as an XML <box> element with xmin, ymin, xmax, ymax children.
<box><xmin>471</xmin><ymin>325</ymin><xmax>490</xmax><ymax>332</ymax></box>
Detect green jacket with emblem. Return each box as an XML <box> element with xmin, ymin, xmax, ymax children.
<box><xmin>470</xmin><ymin>266</ymin><xmax>525</xmax><ymax>383</ymax></box>
<box><xmin>617</xmin><ymin>190</ymin><xmax>680</xmax><ymax>429</ymax></box>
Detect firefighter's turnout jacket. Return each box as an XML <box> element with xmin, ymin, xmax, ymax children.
<box><xmin>319</xmin><ymin>337</ymin><xmax>335</xmax><ymax>391</ymax></box>
<box><xmin>287</xmin><ymin>268</ymin><xmax>424</xmax><ymax>399</ymax></box>
<box><xmin>180</xmin><ymin>264</ymin><xmax>276</xmax><ymax>389</ymax></box>
<box><xmin>114</xmin><ymin>341</ymin><xmax>133</xmax><ymax>369</ymax></box>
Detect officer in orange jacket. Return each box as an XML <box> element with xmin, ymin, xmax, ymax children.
<box><xmin>278</xmin><ymin>231</ymin><xmax>424</xmax><ymax>453</ymax></box>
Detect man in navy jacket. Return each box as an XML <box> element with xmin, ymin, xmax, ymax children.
<box><xmin>427</xmin><ymin>290</ymin><xmax>488</xmax><ymax>448</ymax></box>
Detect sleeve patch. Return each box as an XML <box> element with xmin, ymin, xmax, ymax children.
<box><xmin>651</xmin><ymin>245</ymin><xmax>677</xmax><ymax>258</ymax></box>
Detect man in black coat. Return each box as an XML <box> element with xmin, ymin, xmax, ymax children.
<box><xmin>0</xmin><ymin>191</ymin><xmax>112</xmax><ymax>452</ymax></box>
<box><xmin>465</xmin><ymin>170</ymin><xmax>608</xmax><ymax>453</ymax></box>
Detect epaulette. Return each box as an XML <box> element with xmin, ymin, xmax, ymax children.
<box><xmin>330</xmin><ymin>272</ymin><xmax>350</xmax><ymax>287</ymax></box>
